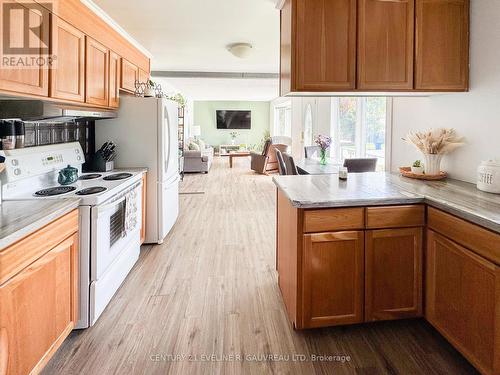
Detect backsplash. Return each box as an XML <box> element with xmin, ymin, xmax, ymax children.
<box><xmin>4</xmin><ymin>120</ymin><xmax>95</xmax><ymax>163</ymax></box>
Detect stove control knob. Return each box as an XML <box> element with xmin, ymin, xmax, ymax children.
<box><xmin>14</xmin><ymin>168</ymin><xmax>21</xmax><ymax>176</ymax></box>
<box><xmin>11</xmin><ymin>159</ymin><xmax>18</xmax><ymax>166</ymax></box>
<box><xmin>77</xmin><ymin>156</ymin><xmax>82</xmax><ymax>161</ymax></box>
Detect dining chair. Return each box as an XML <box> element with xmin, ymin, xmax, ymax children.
<box><xmin>276</xmin><ymin>149</ymin><xmax>287</xmax><ymax>176</ymax></box>
<box><xmin>343</xmin><ymin>158</ymin><xmax>378</xmax><ymax>173</ymax></box>
<box><xmin>304</xmin><ymin>145</ymin><xmax>321</xmax><ymax>159</ymax></box>
<box><xmin>282</xmin><ymin>153</ymin><xmax>298</xmax><ymax>175</ymax></box>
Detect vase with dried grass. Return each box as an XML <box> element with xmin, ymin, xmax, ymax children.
<box><xmin>403</xmin><ymin>128</ymin><xmax>465</xmax><ymax>175</ymax></box>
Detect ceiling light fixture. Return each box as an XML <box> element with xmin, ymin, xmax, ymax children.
<box><xmin>226</xmin><ymin>43</ymin><xmax>253</xmax><ymax>59</ymax></box>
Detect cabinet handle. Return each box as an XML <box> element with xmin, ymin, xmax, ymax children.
<box><xmin>0</xmin><ymin>327</ymin><xmax>8</xmax><ymax>375</ymax></box>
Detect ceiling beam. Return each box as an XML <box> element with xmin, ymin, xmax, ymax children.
<box><xmin>151</xmin><ymin>71</ymin><xmax>279</xmax><ymax>79</ymax></box>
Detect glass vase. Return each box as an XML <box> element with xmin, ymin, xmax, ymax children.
<box><xmin>423</xmin><ymin>153</ymin><xmax>443</xmax><ymax>175</ymax></box>
<box><xmin>320</xmin><ymin>149</ymin><xmax>327</xmax><ymax>165</ymax></box>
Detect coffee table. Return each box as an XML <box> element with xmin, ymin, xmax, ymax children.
<box><xmin>228</xmin><ymin>151</ymin><xmax>251</xmax><ymax>168</ymax></box>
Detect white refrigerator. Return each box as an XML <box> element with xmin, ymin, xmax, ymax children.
<box><xmin>97</xmin><ymin>96</ymin><xmax>179</xmax><ymax>244</ymax></box>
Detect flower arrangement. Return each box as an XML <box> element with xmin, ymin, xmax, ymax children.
<box><xmin>403</xmin><ymin>128</ymin><xmax>465</xmax><ymax>175</ymax></box>
<box><xmin>229</xmin><ymin>131</ymin><xmax>239</xmax><ymax>145</ymax></box>
<box><xmin>315</xmin><ymin>135</ymin><xmax>332</xmax><ymax>165</ymax></box>
<box><xmin>403</xmin><ymin>128</ymin><xmax>465</xmax><ymax>155</ymax></box>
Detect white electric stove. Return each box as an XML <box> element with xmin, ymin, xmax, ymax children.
<box><xmin>1</xmin><ymin>143</ymin><xmax>144</xmax><ymax>328</ymax></box>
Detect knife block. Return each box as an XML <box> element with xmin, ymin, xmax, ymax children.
<box><xmin>89</xmin><ymin>152</ymin><xmax>114</xmax><ymax>172</ymax></box>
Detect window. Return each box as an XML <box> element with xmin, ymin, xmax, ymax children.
<box><xmin>274</xmin><ymin>103</ymin><xmax>292</xmax><ymax>137</ymax></box>
<box><xmin>331</xmin><ymin>97</ymin><xmax>390</xmax><ymax>171</ymax></box>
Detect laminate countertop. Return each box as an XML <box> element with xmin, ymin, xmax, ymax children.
<box><xmin>0</xmin><ymin>198</ymin><xmax>80</xmax><ymax>250</ymax></box>
<box><xmin>273</xmin><ymin>172</ymin><xmax>500</xmax><ymax>234</ymax></box>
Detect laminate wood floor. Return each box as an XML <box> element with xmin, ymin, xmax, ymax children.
<box><xmin>43</xmin><ymin>157</ymin><xmax>478</xmax><ymax>375</ymax></box>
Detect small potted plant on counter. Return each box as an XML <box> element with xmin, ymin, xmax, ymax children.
<box><xmin>315</xmin><ymin>135</ymin><xmax>332</xmax><ymax>165</ymax></box>
<box><xmin>411</xmin><ymin>160</ymin><xmax>424</xmax><ymax>174</ymax></box>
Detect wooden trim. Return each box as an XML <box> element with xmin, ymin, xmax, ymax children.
<box><xmin>428</xmin><ymin>207</ymin><xmax>500</xmax><ymax>266</ymax></box>
<box><xmin>303</xmin><ymin>207</ymin><xmax>365</xmax><ymax>233</ymax></box>
<box><xmin>0</xmin><ymin>327</ymin><xmax>7</xmax><ymax>375</ymax></box>
<box><xmin>0</xmin><ymin>210</ymin><xmax>78</xmax><ymax>285</ymax></box>
<box><xmin>366</xmin><ymin>205</ymin><xmax>425</xmax><ymax>229</ymax></box>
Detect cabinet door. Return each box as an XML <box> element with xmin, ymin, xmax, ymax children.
<box><xmin>365</xmin><ymin>228</ymin><xmax>423</xmax><ymax>321</ymax></box>
<box><xmin>426</xmin><ymin>230</ymin><xmax>499</xmax><ymax>375</ymax></box>
<box><xmin>85</xmin><ymin>37</ymin><xmax>109</xmax><ymax>107</ymax></box>
<box><xmin>358</xmin><ymin>0</ymin><xmax>414</xmax><ymax>90</ymax></box>
<box><xmin>415</xmin><ymin>0</ymin><xmax>469</xmax><ymax>90</ymax></box>
<box><xmin>108</xmin><ymin>51</ymin><xmax>121</xmax><ymax>108</ymax></box>
<box><xmin>121</xmin><ymin>58</ymin><xmax>138</xmax><ymax>93</ymax></box>
<box><xmin>50</xmin><ymin>16</ymin><xmax>85</xmax><ymax>102</ymax></box>
<box><xmin>139</xmin><ymin>69</ymin><xmax>149</xmax><ymax>84</ymax></box>
<box><xmin>0</xmin><ymin>2</ymin><xmax>49</xmax><ymax>96</ymax></box>
<box><xmin>0</xmin><ymin>234</ymin><xmax>78</xmax><ymax>375</ymax></box>
<box><xmin>302</xmin><ymin>231</ymin><xmax>364</xmax><ymax>328</ymax></box>
<box><xmin>295</xmin><ymin>0</ymin><xmax>357</xmax><ymax>91</ymax></box>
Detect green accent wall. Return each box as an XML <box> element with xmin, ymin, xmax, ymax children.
<box><xmin>193</xmin><ymin>101</ymin><xmax>270</xmax><ymax>148</ymax></box>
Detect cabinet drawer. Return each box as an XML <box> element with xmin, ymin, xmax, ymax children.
<box><xmin>0</xmin><ymin>210</ymin><xmax>78</xmax><ymax>285</ymax></box>
<box><xmin>303</xmin><ymin>208</ymin><xmax>364</xmax><ymax>233</ymax></box>
<box><xmin>428</xmin><ymin>207</ymin><xmax>500</xmax><ymax>266</ymax></box>
<box><xmin>366</xmin><ymin>205</ymin><xmax>425</xmax><ymax>229</ymax></box>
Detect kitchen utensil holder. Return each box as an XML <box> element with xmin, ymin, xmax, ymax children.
<box><xmin>90</xmin><ymin>152</ymin><xmax>114</xmax><ymax>172</ymax></box>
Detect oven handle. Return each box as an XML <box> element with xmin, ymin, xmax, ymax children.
<box><xmin>96</xmin><ymin>181</ymin><xmax>142</xmax><ymax>215</ymax></box>
<box><xmin>97</xmin><ymin>196</ymin><xmax>126</xmax><ymax>214</ymax></box>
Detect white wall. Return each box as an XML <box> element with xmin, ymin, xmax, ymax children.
<box><xmin>391</xmin><ymin>0</ymin><xmax>500</xmax><ymax>183</ymax></box>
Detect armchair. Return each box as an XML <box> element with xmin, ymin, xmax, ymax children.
<box><xmin>250</xmin><ymin>140</ymin><xmax>289</xmax><ymax>174</ymax></box>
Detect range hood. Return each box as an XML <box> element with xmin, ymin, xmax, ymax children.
<box><xmin>0</xmin><ymin>100</ymin><xmax>117</xmax><ymax>122</ymax></box>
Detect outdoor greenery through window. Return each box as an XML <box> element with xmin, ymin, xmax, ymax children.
<box><xmin>331</xmin><ymin>97</ymin><xmax>388</xmax><ymax>171</ymax></box>
<box><xmin>274</xmin><ymin>104</ymin><xmax>292</xmax><ymax>138</ymax></box>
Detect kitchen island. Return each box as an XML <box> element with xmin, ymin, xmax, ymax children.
<box><xmin>273</xmin><ymin>172</ymin><xmax>500</xmax><ymax>375</ymax></box>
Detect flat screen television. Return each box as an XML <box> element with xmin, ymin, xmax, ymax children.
<box><xmin>216</xmin><ymin>110</ymin><xmax>251</xmax><ymax>129</ymax></box>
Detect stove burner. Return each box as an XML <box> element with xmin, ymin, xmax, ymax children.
<box><xmin>76</xmin><ymin>186</ymin><xmax>107</xmax><ymax>196</ymax></box>
<box><xmin>79</xmin><ymin>174</ymin><xmax>102</xmax><ymax>180</ymax></box>
<box><xmin>103</xmin><ymin>173</ymin><xmax>133</xmax><ymax>181</ymax></box>
<box><xmin>35</xmin><ymin>186</ymin><xmax>76</xmax><ymax>197</ymax></box>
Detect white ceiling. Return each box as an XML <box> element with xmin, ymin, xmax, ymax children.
<box><xmin>155</xmin><ymin>77</ymin><xmax>279</xmax><ymax>101</ymax></box>
<box><xmin>92</xmin><ymin>0</ymin><xmax>280</xmax><ymax>74</ymax></box>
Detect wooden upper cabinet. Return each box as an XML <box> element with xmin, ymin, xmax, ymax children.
<box><xmin>426</xmin><ymin>230</ymin><xmax>499</xmax><ymax>375</ymax></box>
<box><xmin>358</xmin><ymin>0</ymin><xmax>414</xmax><ymax>90</ymax></box>
<box><xmin>139</xmin><ymin>69</ymin><xmax>149</xmax><ymax>84</ymax></box>
<box><xmin>294</xmin><ymin>0</ymin><xmax>357</xmax><ymax>91</ymax></box>
<box><xmin>85</xmin><ymin>37</ymin><xmax>109</xmax><ymax>107</ymax></box>
<box><xmin>0</xmin><ymin>233</ymin><xmax>78</xmax><ymax>375</ymax></box>
<box><xmin>365</xmin><ymin>228</ymin><xmax>423</xmax><ymax>321</ymax></box>
<box><xmin>50</xmin><ymin>16</ymin><xmax>85</xmax><ymax>102</ymax></box>
<box><xmin>415</xmin><ymin>0</ymin><xmax>469</xmax><ymax>90</ymax></box>
<box><xmin>108</xmin><ymin>51</ymin><xmax>121</xmax><ymax>108</ymax></box>
<box><xmin>302</xmin><ymin>231</ymin><xmax>364</xmax><ymax>328</ymax></box>
<box><xmin>0</xmin><ymin>2</ymin><xmax>49</xmax><ymax>96</ymax></box>
<box><xmin>121</xmin><ymin>58</ymin><xmax>139</xmax><ymax>93</ymax></box>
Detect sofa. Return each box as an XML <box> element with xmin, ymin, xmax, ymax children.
<box><xmin>183</xmin><ymin>139</ymin><xmax>214</xmax><ymax>173</ymax></box>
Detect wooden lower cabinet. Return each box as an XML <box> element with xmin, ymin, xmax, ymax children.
<box><xmin>0</xmin><ymin>211</ymin><xmax>79</xmax><ymax>375</ymax></box>
<box><xmin>365</xmin><ymin>228</ymin><xmax>423</xmax><ymax>321</ymax></box>
<box><xmin>426</xmin><ymin>230</ymin><xmax>500</xmax><ymax>375</ymax></box>
<box><xmin>302</xmin><ymin>231</ymin><xmax>364</xmax><ymax>328</ymax></box>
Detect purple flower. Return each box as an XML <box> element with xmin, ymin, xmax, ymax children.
<box><xmin>315</xmin><ymin>135</ymin><xmax>332</xmax><ymax>151</ymax></box>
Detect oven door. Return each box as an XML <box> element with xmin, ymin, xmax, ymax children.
<box><xmin>90</xmin><ymin>181</ymin><xmax>142</xmax><ymax>281</ymax></box>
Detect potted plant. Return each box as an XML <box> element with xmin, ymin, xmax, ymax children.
<box><xmin>314</xmin><ymin>135</ymin><xmax>332</xmax><ymax>165</ymax></box>
<box><xmin>411</xmin><ymin>160</ymin><xmax>424</xmax><ymax>174</ymax></box>
<box><xmin>144</xmin><ymin>80</ymin><xmax>156</xmax><ymax>97</ymax></box>
<box><xmin>229</xmin><ymin>131</ymin><xmax>239</xmax><ymax>145</ymax></box>
<box><xmin>403</xmin><ymin>128</ymin><xmax>465</xmax><ymax>175</ymax></box>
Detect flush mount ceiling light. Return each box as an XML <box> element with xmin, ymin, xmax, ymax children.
<box><xmin>226</xmin><ymin>43</ymin><xmax>253</xmax><ymax>59</ymax></box>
